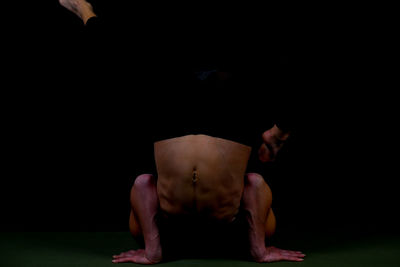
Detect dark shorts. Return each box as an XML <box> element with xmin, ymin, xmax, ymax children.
<box><xmin>156</xmin><ymin>210</ymin><xmax>251</xmax><ymax>260</ymax></box>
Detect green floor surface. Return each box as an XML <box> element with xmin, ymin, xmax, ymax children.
<box><xmin>1</xmin><ymin>231</ymin><xmax>399</xmax><ymax>267</ymax></box>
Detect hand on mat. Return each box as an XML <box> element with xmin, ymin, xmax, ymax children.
<box><xmin>112</xmin><ymin>249</ymin><xmax>161</xmax><ymax>265</ymax></box>
<box><xmin>256</xmin><ymin>246</ymin><xmax>305</xmax><ymax>262</ymax></box>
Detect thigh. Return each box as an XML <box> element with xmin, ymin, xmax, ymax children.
<box><xmin>129</xmin><ymin>210</ymin><xmax>142</xmax><ymax>237</ymax></box>
<box><xmin>265</xmin><ymin>208</ymin><xmax>276</xmax><ymax>238</ymax></box>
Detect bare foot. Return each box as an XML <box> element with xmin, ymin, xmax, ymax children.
<box><xmin>59</xmin><ymin>0</ymin><xmax>96</xmax><ymax>24</ymax></box>
<box><xmin>60</xmin><ymin>0</ymin><xmax>84</xmax><ymax>18</ymax></box>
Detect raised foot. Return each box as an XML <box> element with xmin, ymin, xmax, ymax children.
<box><xmin>59</xmin><ymin>0</ymin><xmax>95</xmax><ymax>23</ymax></box>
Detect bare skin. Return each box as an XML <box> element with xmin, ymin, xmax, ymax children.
<box><xmin>113</xmin><ymin>174</ymin><xmax>162</xmax><ymax>264</ymax></box>
<box><xmin>113</xmin><ymin>135</ymin><xmax>305</xmax><ymax>264</ymax></box>
<box><xmin>243</xmin><ymin>173</ymin><xmax>304</xmax><ymax>262</ymax></box>
<box><xmin>58</xmin><ymin>1</ymin><xmax>300</xmax><ymax>263</ymax></box>
<box><xmin>155</xmin><ymin>134</ymin><xmax>252</xmax><ymax>221</ymax></box>
<box><xmin>59</xmin><ymin>0</ymin><xmax>96</xmax><ymax>25</ymax></box>
<box><xmin>259</xmin><ymin>124</ymin><xmax>290</xmax><ymax>162</ymax></box>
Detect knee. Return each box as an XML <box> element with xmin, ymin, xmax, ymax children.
<box><xmin>130</xmin><ymin>174</ymin><xmax>155</xmax><ymax>201</ymax></box>
<box><xmin>132</xmin><ymin>174</ymin><xmax>155</xmax><ymax>191</ymax></box>
<box><xmin>245</xmin><ymin>173</ymin><xmax>272</xmax><ymax>195</ymax></box>
<box><xmin>246</xmin><ymin>173</ymin><xmax>266</xmax><ymax>188</ymax></box>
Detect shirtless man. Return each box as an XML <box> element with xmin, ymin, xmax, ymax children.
<box><xmin>113</xmin><ymin>128</ymin><xmax>304</xmax><ymax>264</ymax></box>
<box><xmin>59</xmin><ymin>1</ymin><xmax>305</xmax><ymax>264</ymax></box>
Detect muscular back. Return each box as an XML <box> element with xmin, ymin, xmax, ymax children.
<box><xmin>154</xmin><ymin>134</ymin><xmax>251</xmax><ymax>221</ymax></box>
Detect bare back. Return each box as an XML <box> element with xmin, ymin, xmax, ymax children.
<box><xmin>154</xmin><ymin>134</ymin><xmax>252</xmax><ymax>222</ymax></box>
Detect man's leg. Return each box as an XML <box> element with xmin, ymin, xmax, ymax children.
<box><xmin>242</xmin><ymin>173</ymin><xmax>305</xmax><ymax>262</ymax></box>
<box><xmin>113</xmin><ymin>174</ymin><xmax>162</xmax><ymax>264</ymax></box>
<box><xmin>59</xmin><ymin>0</ymin><xmax>97</xmax><ymax>24</ymax></box>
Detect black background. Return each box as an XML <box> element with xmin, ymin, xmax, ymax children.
<box><xmin>2</xmin><ymin>1</ymin><xmax>398</xmax><ymax>237</ymax></box>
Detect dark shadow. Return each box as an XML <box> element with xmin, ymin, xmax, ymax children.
<box><xmin>0</xmin><ymin>231</ymin><xmax>136</xmax><ymax>259</ymax></box>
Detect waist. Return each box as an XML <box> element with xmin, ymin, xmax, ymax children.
<box><xmin>154</xmin><ymin>134</ymin><xmax>251</xmax><ymax>220</ymax></box>
<box><xmin>154</xmin><ymin>134</ymin><xmax>251</xmax><ymax>174</ymax></box>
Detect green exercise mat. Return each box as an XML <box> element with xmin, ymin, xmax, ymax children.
<box><xmin>1</xmin><ymin>231</ymin><xmax>399</xmax><ymax>267</ymax></box>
